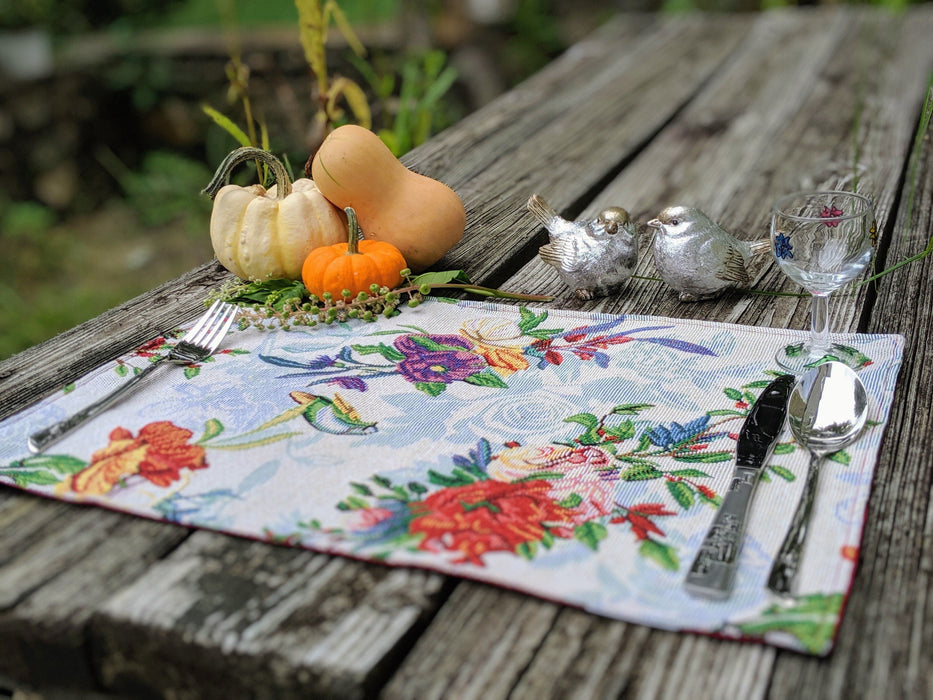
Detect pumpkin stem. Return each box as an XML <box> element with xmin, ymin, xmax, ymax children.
<box><xmin>201</xmin><ymin>147</ymin><xmax>292</xmax><ymax>200</ymax></box>
<box><xmin>345</xmin><ymin>207</ymin><xmax>362</xmax><ymax>255</ymax></box>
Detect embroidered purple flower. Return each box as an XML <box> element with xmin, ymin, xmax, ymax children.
<box><xmin>774</xmin><ymin>233</ymin><xmax>794</xmax><ymax>259</ymax></box>
<box><xmin>819</xmin><ymin>205</ymin><xmax>844</xmax><ymax>227</ymax></box>
<box><xmin>394</xmin><ymin>334</ymin><xmax>486</xmax><ymax>384</ymax></box>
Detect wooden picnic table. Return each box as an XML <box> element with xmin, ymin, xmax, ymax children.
<box><xmin>2</xmin><ymin>6</ymin><xmax>933</xmax><ymax>698</ymax></box>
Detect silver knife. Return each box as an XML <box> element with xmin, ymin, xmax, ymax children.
<box><xmin>684</xmin><ymin>373</ymin><xmax>795</xmax><ymax>599</ymax></box>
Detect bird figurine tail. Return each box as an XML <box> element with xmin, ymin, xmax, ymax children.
<box><xmin>747</xmin><ymin>238</ymin><xmax>771</xmax><ymax>256</ymax></box>
<box><xmin>526</xmin><ymin>194</ymin><xmax>559</xmax><ymax>227</ymax></box>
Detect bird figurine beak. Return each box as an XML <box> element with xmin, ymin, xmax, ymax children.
<box><xmin>646</xmin><ymin>218</ymin><xmax>661</xmax><ymax>229</ymax></box>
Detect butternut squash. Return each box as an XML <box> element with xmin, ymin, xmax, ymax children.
<box><xmin>310</xmin><ymin>125</ymin><xmax>465</xmax><ymax>271</ymax></box>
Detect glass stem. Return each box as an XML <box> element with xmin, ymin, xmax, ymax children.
<box><xmin>808</xmin><ymin>292</ymin><xmax>831</xmax><ymax>359</ymax></box>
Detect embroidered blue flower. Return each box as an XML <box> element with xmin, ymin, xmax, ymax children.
<box><xmin>645</xmin><ymin>415</ymin><xmax>710</xmax><ymax>449</ymax></box>
<box><xmin>774</xmin><ymin>233</ymin><xmax>794</xmax><ymax>260</ymax></box>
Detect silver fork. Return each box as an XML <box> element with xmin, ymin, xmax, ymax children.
<box><xmin>28</xmin><ymin>300</ymin><xmax>238</xmax><ymax>454</ymax></box>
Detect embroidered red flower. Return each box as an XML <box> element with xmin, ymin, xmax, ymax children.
<box><xmin>71</xmin><ymin>421</ymin><xmax>207</xmax><ymax>495</ymax></box>
<box><xmin>408</xmin><ymin>479</ymin><xmax>578</xmax><ymax>565</ymax></box>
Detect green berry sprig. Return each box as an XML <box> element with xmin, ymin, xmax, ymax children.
<box><xmin>210</xmin><ymin>268</ymin><xmax>553</xmax><ymax>331</ymax></box>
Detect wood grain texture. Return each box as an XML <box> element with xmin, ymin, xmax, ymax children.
<box><xmin>0</xmin><ymin>7</ymin><xmax>932</xmax><ymax>699</ymax></box>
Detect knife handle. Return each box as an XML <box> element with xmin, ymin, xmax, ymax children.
<box><xmin>684</xmin><ymin>466</ymin><xmax>759</xmax><ymax>599</ymax></box>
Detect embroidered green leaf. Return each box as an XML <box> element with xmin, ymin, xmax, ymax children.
<box><xmin>773</xmin><ymin>442</ymin><xmax>796</xmax><ymax>454</ymax></box>
<box><xmin>734</xmin><ymin>593</ymin><xmax>843</xmax><ymax>654</ymax></box>
<box><xmin>668</xmin><ymin>468</ymin><xmax>712</xmax><ymax>478</ymax></box>
<box><xmin>427</xmin><ymin>469</ymin><xmax>472</xmax><ymax>487</ymax></box>
<box><xmin>115</xmin><ymin>364</ymin><xmax>129</xmax><ymax>378</ymax></box>
<box><xmin>558</xmin><ymin>493</ymin><xmax>583</xmax><ymax>509</ymax></box>
<box><xmin>408</xmin><ymin>335</ymin><xmax>473</xmax><ymax>353</ymax></box>
<box><xmin>603</xmin><ymin>420</ymin><xmax>636</xmax><ymax>440</ymax></box>
<box><xmin>672</xmin><ymin>451</ymin><xmax>732</xmax><ymax>463</ymax></box>
<box><xmin>408</xmin><ymin>481</ymin><xmax>428</xmax><ymax>494</ymax></box>
<box><xmin>184</xmin><ymin>366</ymin><xmax>201</xmax><ymax>380</ymax></box>
<box><xmin>199</xmin><ymin>418</ymin><xmax>224</xmax><ymax>443</ymax></box>
<box><xmin>516</xmin><ymin>541</ymin><xmax>537</xmax><ymax>560</ymax></box>
<box><xmin>639</xmin><ymin>538</ymin><xmax>679</xmax><ymax>571</ymax></box>
<box><xmin>612</xmin><ymin>403</ymin><xmax>653</xmax><ymax>415</ymax></box>
<box><xmin>351</xmin><ymin>482</ymin><xmax>373</xmax><ymax>496</ymax></box>
<box><xmin>827</xmin><ymin>450</ymin><xmax>851</xmax><ymax>465</ymax></box>
<box><xmin>742</xmin><ymin>379</ymin><xmax>775</xmax><ymax>388</ymax></box>
<box><xmin>697</xmin><ymin>488</ymin><xmax>722</xmax><ymax>507</ymax></box>
<box><xmin>769</xmin><ymin>464</ymin><xmax>796</xmax><ymax>481</ymax></box>
<box><xmin>518</xmin><ymin>306</ymin><xmax>549</xmax><ymax>332</ymax></box>
<box><xmin>620</xmin><ymin>462</ymin><xmax>662</xmax><ymax>481</ymax></box>
<box><xmin>3</xmin><ymin>470</ymin><xmax>63</xmax><ymax>487</ymax></box>
<box><xmin>564</xmin><ymin>413</ymin><xmax>599</xmax><ymax>428</ymax></box>
<box><xmin>635</xmin><ymin>433</ymin><xmax>653</xmax><ymax>452</ymax></box>
<box><xmin>345</xmin><ymin>495</ymin><xmax>369</xmax><ymax>509</ymax></box>
<box><xmin>541</xmin><ymin>528</ymin><xmax>555</xmax><ymax>549</ymax></box>
<box><xmin>415</xmin><ymin>381</ymin><xmax>447</xmax><ymax>397</ymax></box>
<box><xmin>724</xmin><ymin>387</ymin><xmax>743</xmax><ymax>401</ymax></box>
<box><xmin>373</xmin><ymin>474</ymin><xmax>392</xmax><ymax>489</ymax></box>
<box><xmin>574</xmin><ymin>521</ymin><xmax>608</xmax><ymax>550</ymax></box>
<box><xmin>463</xmin><ymin>371</ymin><xmax>508</xmax><ymax>389</ymax></box>
<box><xmin>13</xmin><ymin>454</ymin><xmax>87</xmax><ymax>475</ymax></box>
<box><xmin>707</xmin><ymin>408</ymin><xmax>746</xmax><ymax>416</ymax></box>
<box><xmin>63</xmin><ymin>383</ymin><xmax>76</xmax><ymax>394</ymax></box>
<box><xmin>667</xmin><ymin>480</ymin><xmax>695</xmax><ymax>509</ymax></box>
<box><xmin>352</xmin><ymin>342</ymin><xmax>406</xmax><ymax>362</ymax></box>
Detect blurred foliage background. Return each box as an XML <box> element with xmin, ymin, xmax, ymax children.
<box><xmin>0</xmin><ymin>0</ymin><xmax>925</xmax><ymax>360</ymax></box>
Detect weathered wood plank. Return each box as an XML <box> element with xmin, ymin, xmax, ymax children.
<box><xmin>89</xmin><ymin>533</ymin><xmax>447</xmax><ymax>699</ymax></box>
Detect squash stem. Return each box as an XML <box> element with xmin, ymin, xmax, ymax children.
<box><xmin>201</xmin><ymin>147</ymin><xmax>292</xmax><ymax>200</ymax></box>
<box><xmin>345</xmin><ymin>207</ymin><xmax>361</xmax><ymax>255</ymax></box>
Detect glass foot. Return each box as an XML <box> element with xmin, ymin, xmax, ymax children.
<box><xmin>774</xmin><ymin>342</ymin><xmax>873</xmax><ymax>375</ymax></box>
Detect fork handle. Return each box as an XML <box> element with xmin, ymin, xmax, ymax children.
<box><xmin>27</xmin><ymin>358</ymin><xmax>167</xmax><ymax>454</ymax></box>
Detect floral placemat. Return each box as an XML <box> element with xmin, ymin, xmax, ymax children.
<box><xmin>0</xmin><ymin>298</ymin><xmax>904</xmax><ymax>655</ymax></box>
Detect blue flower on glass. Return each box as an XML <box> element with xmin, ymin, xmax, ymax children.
<box><xmin>774</xmin><ymin>233</ymin><xmax>794</xmax><ymax>260</ymax></box>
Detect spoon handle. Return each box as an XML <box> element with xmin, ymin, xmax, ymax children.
<box><xmin>768</xmin><ymin>452</ymin><xmax>823</xmax><ymax>596</ymax></box>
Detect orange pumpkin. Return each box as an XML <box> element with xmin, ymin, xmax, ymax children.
<box><xmin>302</xmin><ymin>207</ymin><xmax>407</xmax><ymax>298</ymax></box>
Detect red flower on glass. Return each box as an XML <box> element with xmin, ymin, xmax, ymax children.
<box><xmin>408</xmin><ymin>479</ymin><xmax>579</xmax><ymax>565</ymax></box>
<box><xmin>71</xmin><ymin>421</ymin><xmax>207</xmax><ymax>495</ymax></box>
<box><xmin>819</xmin><ymin>205</ymin><xmax>844</xmax><ymax>227</ymax></box>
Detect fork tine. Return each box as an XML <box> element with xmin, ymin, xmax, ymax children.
<box><xmin>201</xmin><ymin>303</ymin><xmax>238</xmax><ymax>353</ymax></box>
<box><xmin>182</xmin><ymin>300</ymin><xmax>222</xmax><ymax>344</ymax></box>
<box><xmin>187</xmin><ymin>301</ymin><xmax>229</xmax><ymax>347</ymax></box>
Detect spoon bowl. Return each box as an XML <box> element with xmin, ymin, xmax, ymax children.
<box><xmin>767</xmin><ymin>361</ymin><xmax>869</xmax><ymax>597</ymax></box>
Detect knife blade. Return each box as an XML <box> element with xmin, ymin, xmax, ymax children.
<box><xmin>684</xmin><ymin>373</ymin><xmax>795</xmax><ymax>599</ymax></box>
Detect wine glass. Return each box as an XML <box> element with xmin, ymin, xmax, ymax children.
<box><xmin>771</xmin><ymin>190</ymin><xmax>875</xmax><ymax>374</ymax></box>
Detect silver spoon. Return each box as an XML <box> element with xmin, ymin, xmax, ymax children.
<box><xmin>767</xmin><ymin>361</ymin><xmax>869</xmax><ymax>597</ymax></box>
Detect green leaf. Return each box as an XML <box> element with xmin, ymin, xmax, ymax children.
<box><xmin>620</xmin><ymin>463</ymin><xmax>663</xmax><ymax>481</ymax></box>
<box><xmin>463</xmin><ymin>372</ymin><xmax>508</xmax><ymax>389</ymax></box>
<box><xmin>773</xmin><ymin>442</ymin><xmax>796</xmax><ymax>454</ymax></box>
<box><xmin>827</xmin><ymin>450</ymin><xmax>851</xmax><ymax>465</ymax></box>
<box><xmin>115</xmin><ymin>364</ymin><xmax>129</xmax><ymax>378</ymax></box>
<box><xmin>4</xmin><ymin>470</ymin><xmax>63</xmax><ymax>487</ymax></box>
<box><xmin>603</xmin><ymin>420</ymin><xmax>636</xmax><ymax>440</ymax></box>
<box><xmin>351</xmin><ymin>482</ymin><xmax>373</xmax><ymax>496</ymax></box>
<box><xmin>199</xmin><ymin>418</ymin><xmax>224</xmax><ymax>443</ymax></box>
<box><xmin>668</xmin><ymin>468</ymin><xmax>712</xmax><ymax>478</ymax></box>
<box><xmin>574</xmin><ymin>521</ymin><xmax>608</xmax><ymax>550</ymax></box>
<box><xmin>63</xmin><ymin>383</ymin><xmax>75</xmax><ymax>394</ymax></box>
<box><xmin>516</xmin><ymin>541</ymin><xmax>537</xmax><ymax>560</ymax></box>
<box><xmin>352</xmin><ymin>342</ymin><xmax>406</xmax><ymax>362</ymax></box>
<box><xmin>184</xmin><ymin>366</ymin><xmax>200</xmax><ymax>380</ymax></box>
<box><xmin>202</xmin><ymin>103</ymin><xmax>252</xmax><ymax>147</ymax></box>
<box><xmin>407</xmin><ymin>335</ymin><xmax>473</xmax><ymax>353</ymax></box>
<box><xmin>672</xmin><ymin>451</ymin><xmax>733</xmax><ymax>464</ymax></box>
<box><xmin>345</xmin><ymin>495</ymin><xmax>369</xmax><ymax>510</ymax></box>
<box><xmin>612</xmin><ymin>403</ymin><xmax>653</xmax><ymax>415</ymax></box>
<box><xmin>769</xmin><ymin>464</ymin><xmax>796</xmax><ymax>481</ymax></box>
<box><xmin>415</xmin><ymin>381</ymin><xmax>447</xmax><ymax>397</ymax></box>
<box><xmin>639</xmin><ymin>538</ymin><xmax>679</xmax><ymax>571</ymax></box>
<box><xmin>667</xmin><ymin>480</ymin><xmax>695</xmax><ymax>509</ymax></box>
<box><xmin>558</xmin><ymin>493</ymin><xmax>583</xmax><ymax>509</ymax></box>
<box><xmin>14</xmin><ymin>454</ymin><xmax>87</xmax><ymax>475</ymax></box>
<box><xmin>707</xmin><ymin>409</ymin><xmax>746</xmax><ymax>417</ymax></box>
<box><xmin>410</xmin><ymin>270</ymin><xmax>472</xmax><ymax>286</ymax></box>
<box><xmin>563</xmin><ymin>413</ymin><xmax>599</xmax><ymax>429</ymax></box>
<box><xmin>518</xmin><ymin>307</ymin><xmax>550</xmax><ymax>333</ymax></box>
<box><xmin>724</xmin><ymin>387</ymin><xmax>743</xmax><ymax>401</ymax></box>
<box><xmin>427</xmin><ymin>469</ymin><xmax>472</xmax><ymax>487</ymax></box>
<box><xmin>742</xmin><ymin>380</ymin><xmax>775</xmax><ymax>388</ymax></box>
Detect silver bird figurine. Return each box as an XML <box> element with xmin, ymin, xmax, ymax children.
<box><xmin>646</xmin><ymin>206</ymin><xmax>770</xmax><ymax>302</ymax></box>
<box><xmin>527</xmin><ymin>194</ymin><xmax>639</xmax><ymax>301</ymax></box>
